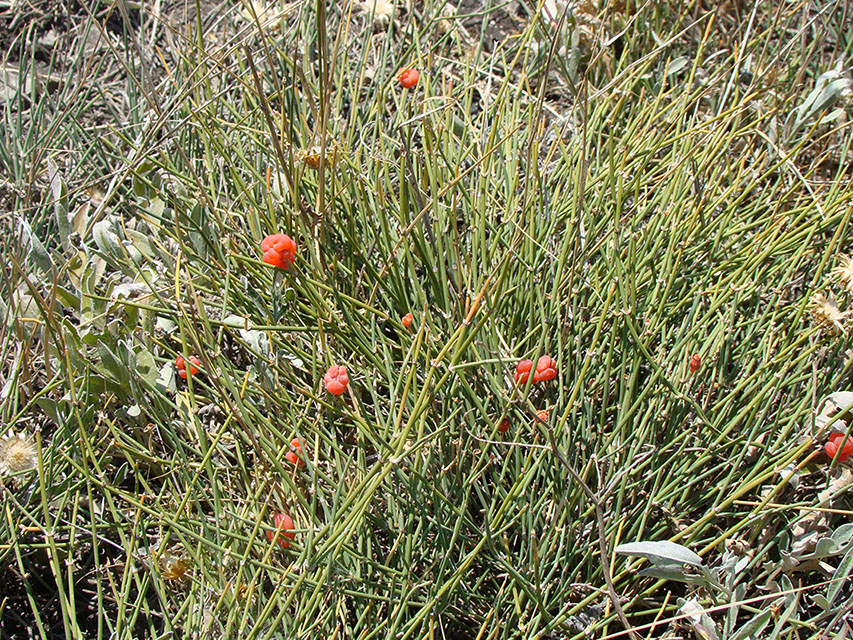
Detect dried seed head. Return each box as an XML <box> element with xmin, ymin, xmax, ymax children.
<box><xmin>362</xmin><ymin>0</ymin><xmax>395</xmax><ymax>29</ymax></box>
<box><xmin>436</xmin><ymin>3</ymin><xmax>457</xmax><ymax>35</ymax></box>
<box><xmin>158</xmin><ymin>550</ymin><xmax>190</xmax><ymax>580</ymax></box>
<box><xmin>295</xmin><ymin>145</ymin><xmax>339</xmax><ymax>170</ymax></box>
<box><xmin>239</xmin><ymin>1</ymin><xmax>287</xmax><ymax>32</ymax></box>
<box><xmin>832</xmin><ymin>255</ymin><xmax>853</xmax><ymax>294</ymax></box>
<box><xmin>810</xmin><ymin>291</ymin><xmax>848</xmax><ymax>333</ymax></box>
<box><xmin>0</xmin><ymin>431</ymin><xmax>38</xmax><ymax>476</ymax></box>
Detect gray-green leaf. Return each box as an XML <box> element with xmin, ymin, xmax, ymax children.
<box><xmin>728</xmin><ymin>610</ymin><xmax>771</xmax><ymax>640</ymax></box>
<box><xmin>615</xmin><ymin>541</ymin><xmax>704</xmax><ymax>568</ymax></box>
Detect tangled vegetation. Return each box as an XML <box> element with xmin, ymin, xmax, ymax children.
<box><xmin>2</xmin><ymin>0</ymin><xmax>852</xmax><ymax>638</ymax></box>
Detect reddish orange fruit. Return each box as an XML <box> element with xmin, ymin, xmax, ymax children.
<box><xmin>689</xmin><ymin>353</ymin><xmax>701</xmax><ymax>373</ymax></box>
<box><xmin>514</xmin><ymin>356</ymin><xmax>557</xmax><ymax>385</ymax></box>
<box><xmin>533</xmin><ymin>355</ymin><xmax>557</xmax><ymax>383</ymax></box>
<box><xmin>261</xmin><ymin>234</ymin><xmax>297</xmax><ymax>269</ymax></box>
<box><xmin>324</xmin><ymin>365</ymin><xmax>349</xmax><ymax>396</ymax></box>
<box><xmin>498</xmin><ymin>418</ymin><xmax>510</xmax><ymax>434</ymax></box>
<box><xmin>535</xmin><ymin>409</ymin><xmax>549</xmax><ymax>422</ymax></box>
<box><xmin>398</xmin><ymin>68</ymin><xmax>420</xmax><ymax>89</ymax></box>
<box><xmin>514</xmin><ymin>359</ymin><xmax>534</xmax><ymax>384</ymax></box>
<box><xmin>402</xmin><ymin>313</ymin><xmax>414</xmax><ymax>329</ymax></box>
<box><xmin>266</xmin><ymin>513</ymin><xmax>296</xmax><ymax>548</ymax></box>
<box><xmin>825</xmin><ymin>433</ymin><xmax>853</xmax><ymax>463</ymax></box>
<box><xmin>176</xmin><ymin>355</ymin><xmax>201</xmax><ymax>379</ymax></box>
<box><xmin>285</xmin><ymin>438</ymin><xmax>305</xmax><ymax>467</ymax></box>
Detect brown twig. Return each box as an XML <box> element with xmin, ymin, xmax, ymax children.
<box><xmin>530</xmin><ymin>408</ymin><xmax>640</xmax><ymax>640</ymax></box>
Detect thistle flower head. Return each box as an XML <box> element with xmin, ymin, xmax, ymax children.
<box><xmin>810</xmin><ymin>291</ymin><xmax>849</xmax><ymax>334</ymax></box>
<box><xmin>0</xmin><ymin>430</ymin><xmax>38</xmax><ymax>476</ymax></box>
<box><xmin>832</xmin><ymin>255</ymin><xmax>853</xmax><ymax>294</ymax></box>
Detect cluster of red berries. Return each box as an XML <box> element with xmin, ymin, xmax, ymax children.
<box><xmin>269</xmin><ymin>439</ymin><xmax>306</xmax><ymax>548</ymax></box>
<box><xmin>175</xmin><ymin>355</ymin><xmax>200</xmax><ymax>380</ymax></box>
<box><xmin>324</xmin><ymin>365</ymin><xmax>349</xmax><ymax>396</ymax></box>
<box><xmin>260</xmin><ymin>234</ymin><xmax>349</xmax><ymax>396</ymax></box>
<box><xmin>266</xmin><ymin>513</ymin><xmax>296</xmax><ymax>548</ymax></box>
<box><xmin>689</xmin><ymin>353</ymin><xmax>701</xmax><ymax>373</ymax></box>
<box><xmin>398</xmin><ymin>68</ymin><xmax>419</xmax><ymax>89</ymax></box>
<box><xmin>498</xmin><ymin>356</ymin><xmax>558</xmax><ymax>436</ymax></box>
<box><xmin>825</xmin><ymin>433</ymin><xmax>853</xmax><ymax>463</ymax></box>
<box><xmin>285</xmin><ymin>438</ymin><xmax>305</xmax><ymax>467</ymax></box>
<box><xmin>261</xmin><ymin>234</ymin><xmax>297</xmax><ymax>269</ymax></box>
<box><xmin>498</xmin><ymin>409</ymin><xmax>551</xmax><ymax>436</ymax></box>
<box><xmin>514</xmin><ymin>355</ymin><xmax>558</xmax><ymax>385</ymax></box>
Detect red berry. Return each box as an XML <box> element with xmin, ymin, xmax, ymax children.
<box><xmin>689</xmin><ymin>353</ymin><xmax>701</xmax><ymax>373</ymax></box>
<box><xmin>285</xmin><ymin>438</ymin><xmax>305</xmax><ymax>468</ymax></box>
<box><xmin>266</xmin><ymin>513</ymin><xmax>296</xmax><ymax>548</ymax></box>
<box><xmin>324</xmin><ymin>365</ymin><xmax>349</xmax><ymax>396</ymax></box>
<box><xmin>186</xmin><ymin>356</ymin><xmax>200</xmax><ymax>375</ymax></box>
<box><xmin>535</xmin><ymin>409</ymin><xmax>549</xmax><ymax>422</ymax></box>
<box><xmin>514</xmin><ymin>359</ymin><xmax>533</xmax><ymax>385</ymax></box>
<box><xmin>498</xmin><ymin>418</ymin><xmax>510</xmax><ymax>434</ymax></box>
<box><xmin>515</xmin><ymin>356</ymin><xmax>557</xmax><ymax>385</ymax></box>
<box><xmin>402</xmin><ymin>313</ymin><xmax>414</xmax><ymax>329</ymax></box>
<box><xmin>398</xmin><ymin>68</ymin><xmax>419</xmax><ymax>89</ymax></box>
<box><xmin>533</xmin><ymin>355</ymin><xmax>557</xmax><ymax>383</ymax></box>
<box><xmin>261</xmin><ymin>234</ymin><xmax>297</xmax><ymax>269</ymax></box>
<box><xmin>825</xmin><ymin>433</ymin><xmax>853</xmax><ymax>463</ymax></box>
<box><xmin>176</xmin><ymin>354</ymin><xmax>201</xmax><ymax>378</ymax></box>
